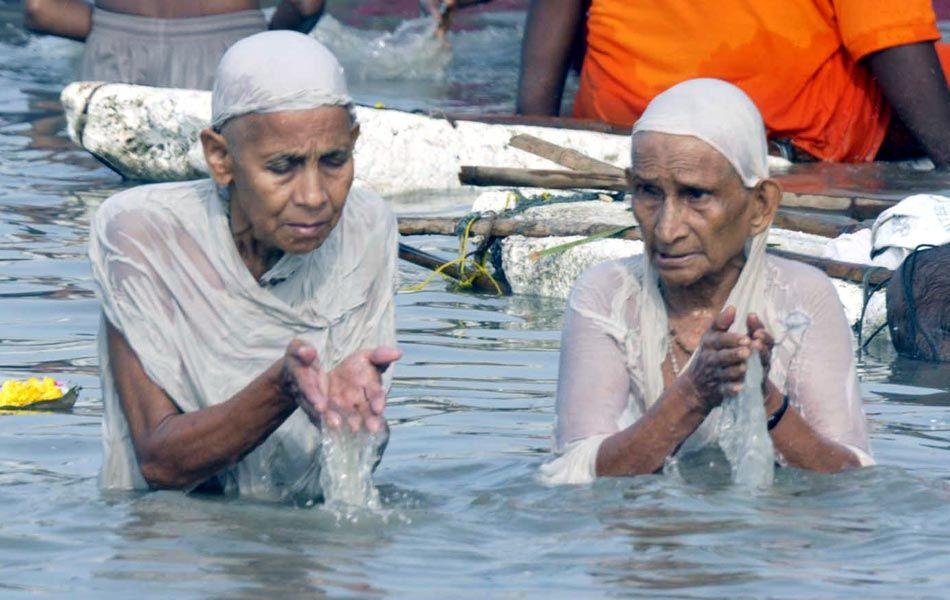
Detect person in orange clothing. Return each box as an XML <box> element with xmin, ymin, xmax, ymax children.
<box><xmin>516</xmin><ymin>0</ymin><xmax>950</xmax><ymax>168</ymax></box>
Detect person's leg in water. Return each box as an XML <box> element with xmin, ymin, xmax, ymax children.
<box><xmin>420</xmin><ymin>0</ymin><xmax>493</xmax><ymax>39</ymax></box>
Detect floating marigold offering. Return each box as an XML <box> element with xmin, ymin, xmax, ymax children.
<box><xmin>0</xmin><ymin>377</ymin><xmax>77</xmax><ymax>411</ymax></box>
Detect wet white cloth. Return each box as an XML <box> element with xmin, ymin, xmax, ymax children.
<box><xmin>212</xmin><ymin>31</ymin><xmax>352</xmax><ymax>129</ymax></box>
<box><xmin>90</xmin><ymin>180</ymin><xmax>397</xmax><ymax>499</ymax></box>
<box><xmin>542</xmin><ymin>79</ymin><xmax>872</xmax><ymax>484</ymax></box>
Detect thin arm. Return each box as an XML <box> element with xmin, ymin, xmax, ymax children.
<box><xmin>865</xmin><ymin>41</ymin><xmax>950</xmax><ymax>169</ymax></box>
<box><xmin>107</xmin><ymin>321</ymin><xmax>298</xmax><ymax>490</ymax></box>
<box><xmin>515</xmin><ymin>0</ymin><xmax>585</xmax><ymax>116</ymax></box>
<box><xmin>597</xmin><ymin>378</ymin><xmax>862</xmax><ymax>476</ymax></box>
<box><xmin>596</xmin><ymin>377</ymin><xmax>708</xmax><ymax>476</ymax></box>
<box><xmin>763</xmin><ymin>383</ymin><xmax>862</xmax><ymax>472</ymax></box>
<box><xmin>269</xmin><ymin>0</ymin><xmax>326</xmax><ymax>33</ymax></box>
<box><xmin>23</xmin><ymin>0</ymin><xmax>92</xmax><ymax>41</ymax></box>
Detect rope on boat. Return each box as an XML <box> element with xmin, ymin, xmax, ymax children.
<box><xmin>401</xmin><ymin>190</ymin><xmax>627</xmax><ymax>294</ymax></box>
<box><xmin>856</xmin><ymin>244</ymin><xmax>940</xmax><ymax>357</ymax></box>
<box><xmin>855</xmin><ymin>266</ymin><xmax>892</xmax><ymax>357</ymax></box>
<box><xmin>401</xmin><ymin>215</ymin><xmax>505</xmax><ymax>295</ymax></box>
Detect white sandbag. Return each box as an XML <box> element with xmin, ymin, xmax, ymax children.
<box><xmin>871</xmin><ymin>194</ymin><xmax>950</xmax><ymax>268</ymax></box>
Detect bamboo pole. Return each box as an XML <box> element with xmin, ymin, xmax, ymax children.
<box><xmin>460</xmin><ymin>165</ymin><xmax>626</xmax><ymax>191</ymax></box>
<box><xmin>458</xmin><ymin>166</ymin><xmax>897</xmax><ymax>219</ymax></box>
<box><xmin>769</xmin><ymin>249</ymin><xmax>890</xmax><ymax>286</ymax></box>
<box><xmin>433</xmin><ymin>112</ymin><xmax>631</xmax><ymax>135</ymax></box>
<box><xmin>398</xmin><ymin>208</ymin><xmax>861</xmax><ymax>241</ymax></box>
<box><xmin>398</xmin><ymin>216</ymin><xmax>641</xmax><ymax>240</ymax></box>
<box><xmin>397</xmin><ymin>219</ymin><xmax>888</xmax><ymax>288</ymax></box>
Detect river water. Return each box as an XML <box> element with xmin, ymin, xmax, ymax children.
<box><xmin>1</xmin><ymin>3</ymin><xmax>949</xmax><ymax>597</ymax></box>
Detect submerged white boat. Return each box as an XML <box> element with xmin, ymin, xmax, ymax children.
<box><xmin>60</xmin><ymin>81</ymin><xmax>634</xmax><ymax>195</ymax></box>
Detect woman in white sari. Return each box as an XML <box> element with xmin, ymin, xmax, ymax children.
<box><xmin>90</xmin><ymin>32</ymin><xmax>400</xmax><ymax>501</ymax></box>
<box><xmin>543</xmin><ymin>79</ymin><xmax>873</xmax><ymax>484</ymax></box>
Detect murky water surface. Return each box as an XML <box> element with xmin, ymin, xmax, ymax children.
<box><xmin>1</xmin><ymin>4</ymin><xmax>949</xmax><ymax>597</ymax></box>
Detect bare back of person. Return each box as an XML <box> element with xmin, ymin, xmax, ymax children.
<box><xmin>94</xmin><ymin>0</ymin><xmax>261</xmax><ymax>19</ymax></box>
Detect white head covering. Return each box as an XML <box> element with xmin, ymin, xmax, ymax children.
<box><xmin>632</xmin><ymin>78</ymin><xmax>768</xmax><ymax>188</ymax></box>
<box><xmin>211</xmin><ymin>30</ymin><xmax>352</xmax><ymax>130</ymax></box>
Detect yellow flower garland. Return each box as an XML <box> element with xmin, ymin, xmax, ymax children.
<box><xmin>0</xmin><ymin>377</ymin><xmax>64</xmax><ymax>408</ymax></box>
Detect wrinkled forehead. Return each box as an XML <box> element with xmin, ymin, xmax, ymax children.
<box><xmin>223</xmin><ymin>106</ymin><xmax>356</xmax><ymax>153</ymax></box>
<box><xmin>630</xmin><ymin>131</ymin><xmax>740</xmax><ymax>186</ymax></box>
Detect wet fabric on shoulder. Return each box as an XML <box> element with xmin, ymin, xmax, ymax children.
<box><xmin>80</xmin><ymin>8</ymin><xmax>266</xmax><ymax>90</ymax></box>
<box><xmin>89</xmin><ymin>179</ymin><xmax>398</xmax><ymax>500</ymax></box>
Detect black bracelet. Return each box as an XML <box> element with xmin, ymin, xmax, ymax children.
<box><xmin>766</xmin><ymin>395</ymin><xmax>790</xmax><ymax>431</ymax></box>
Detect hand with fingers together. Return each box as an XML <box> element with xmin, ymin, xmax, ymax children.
<box><xmin>682</xmin><ymin>306</ymin><xmax>756</xmax><ymax>413</ymax></box>
<box><xmin>281</xmin><ymin>339</ymin><xmax>402</xmax><ymax>434</ymax></box>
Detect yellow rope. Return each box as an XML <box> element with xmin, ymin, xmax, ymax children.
<box><xmin>401</xmin><ymin>217</ymin><xmax>504</xmax><ymax>295</ymax></box>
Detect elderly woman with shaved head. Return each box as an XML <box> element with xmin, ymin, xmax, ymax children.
<box><xmin>543</xmin><ymin>79</ymin><xmax>874</xmax><ymax>484</ymax></box>
<box><xmin>90</xmin><ymin>31</ymin><xmax>399</xmax><ymax>501</ymax></box>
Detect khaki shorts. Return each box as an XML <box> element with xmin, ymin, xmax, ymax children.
<box><xmin>79</xmin><ymin>8</ymin><xmax>266</xmax><ymax>90</ymax></box>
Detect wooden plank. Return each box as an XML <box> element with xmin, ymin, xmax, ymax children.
<box><xmin>509</xmin><ymin>133</ymin><xmax>623</xmax><ymax>176</ymax></box>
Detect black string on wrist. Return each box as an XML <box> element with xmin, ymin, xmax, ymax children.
<box><xmin>767</xmin><ymin>395</ymin><xmax>790</xmax><ymax>431</ymax></box>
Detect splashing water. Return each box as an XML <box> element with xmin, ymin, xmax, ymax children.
<box><xmin>318</xmin><ymin>427</ymin><xmax>387</xmax><ymax>510</ymax></box>
<box><xmin>312</xmin><ymin>15</ymin><xmax>450</xmax><ymax>81</ymax></box>
<box><xmin>716</xmin><ymin>354</ymin><xmax>775</xmax><ymax>489</ymax></box>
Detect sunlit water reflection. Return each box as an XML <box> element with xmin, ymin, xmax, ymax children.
<box><xmin>0</xmin><ymin>4</ymin><xmax>948</xmax><ymax>597</ymax></box>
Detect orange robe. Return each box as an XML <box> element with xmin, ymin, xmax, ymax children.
<box><xmin>573</xmin><ymin>0</ymin><xmax>946</xmax><ymax>162</ymax></box>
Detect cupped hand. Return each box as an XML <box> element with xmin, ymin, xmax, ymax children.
<box><xmin>682</xmin><ymin>306</ymin><xmax>753</xmax><ymax>412</ymax></box>
<box><xmin>281</xmin><ymin>340</ymin><xmax>402</xmax><ymax>434</ymax></box>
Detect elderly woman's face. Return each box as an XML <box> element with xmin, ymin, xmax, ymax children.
<box><xmin>629</xmin><ymin>132</ymin><xmax>769</xmax><ymax>288</ymax></box>
<box><xmin>221</xmin><ymin>106</ymin><xmax>357</xmax><ymax>255</ymax></box>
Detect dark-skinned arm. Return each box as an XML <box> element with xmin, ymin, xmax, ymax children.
<box><xmin>597</xmin><ymin>308</ymin><xmax>863</xmax><ymax>476</ymax></box>
<box><xmin>865</xmin><ymin>42</ymin><xmax>950</xmax><ymax>169</ymax></box>
<box><xmin>762</xmin><ymin>383</ymin><xmax>861</xmax><ymax>472</ymax></box>
<box><xmin>516</xmin><ymin>0</ymin><xmax>585</xmax><ymax>116</ymax></box>
<box><xmin>269</xmin><ymin>0</ymin><xmax>326</xmax><ymax>33</ymax></box>
<box><xmin>107</xmin><ymin>321</ymin><xmax>299</xmax><ymax>490</ymax></box>
<box><xmin>23</xmin><ymin>0</ymin><xmax>92</xmax><ymax>41</ymax></box>
<box><xmin>596</xmin><ymin>377</ymin><xmax>708</xmax><ymax>476</ymax></box>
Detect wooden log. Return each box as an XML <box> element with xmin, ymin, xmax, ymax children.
<box><xmin>770</xmin><ymin>211</ymin><xmax>863</xmax><ymax>238</ymax></box>
<box><xmin>459</xmin><ymin>166</ymin><xmax>897</xmax><ymax>219</ymax></box>
<box><xmin>769</xmin><ymin>249</ymin><xmax>891</xmax><ymax>286</ymax></box>
<box><xmin>398</xmin><ymin>210</ymin><xmax>859</xmax><ymax>240</ymax></box>
<box><xmin>399</xmin><ymin>216</ymin><xmax>643</xmax><ymax>240</ymax></box>
<box><xmin>460</xmin><ymin>165</ymin><xmax>626</xmax><ymax>191</ymax></box>
<box><xmin>436</xmin><ymin>112</ymin><xmax>632</xmax><ymax>135</ymax></box>
<box><xmin>509</xmin><ymin>134</ymin><xmax>622</xmax><ymax>176</ymax></box>
<box><xmin>398</xmin><ymin>242</ymin><xmax>510</xmax><ymax>295</ymax></box>
<box><xmin>398</xmin><ymin>219</ymin><xmax>889</xmax><ymax>288</ymax></box>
